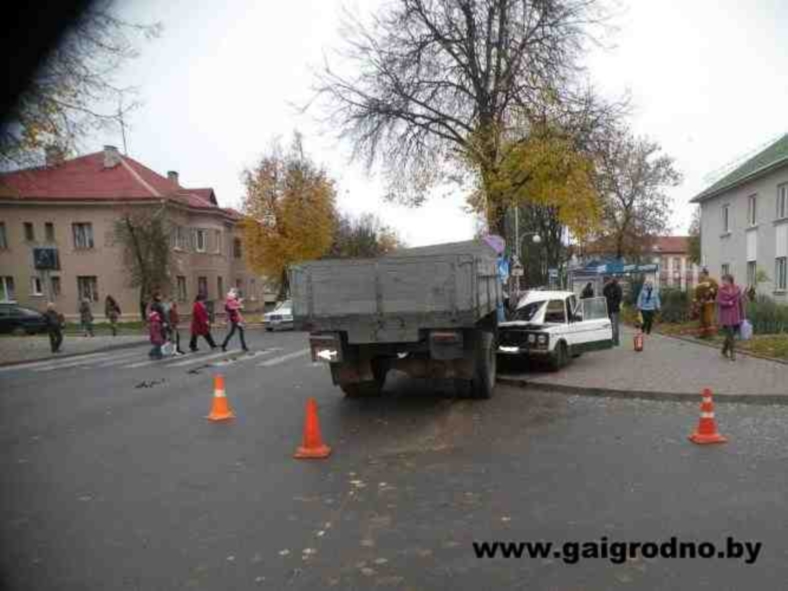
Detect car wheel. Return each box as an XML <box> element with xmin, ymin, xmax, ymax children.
<box><xmin>265</xmin><ymin>327</ymin><xmax>273</xmax><ymax>332</ymax></box>
<box><xmin>550</xmin><ymin>341</ymin><xmax>568</xmax><ymax>371</ymax></box>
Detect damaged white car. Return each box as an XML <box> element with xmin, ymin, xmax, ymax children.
<box><xmin>497</xmin><ymin>290</ymin><xmax>614</xmax><ymax>370</ymax></box>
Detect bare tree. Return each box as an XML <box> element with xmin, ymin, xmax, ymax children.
<box><xmin>113</xmin><ymin>207</ymin><xmax>173</xmax><ymax>320</ymax></box>
<box><xmin>326</xmin><ymin>212</ymin><xmax>403</xmax><ymax>258</ymax></box>
<box><xmin>315</xmin><ymin>0</ymin><xmax>621</xmax><ymax>235</ymax></box>
<box><xmin>595</xmin><ymin>128</ymin><xmax>682</xmax><ymax>260</ymax></box>
<box><xmin>687</xmin><ymin>206</ymin><xmax>700</xmax><ymax>265</ymax></box>
<box><xmin>0</xmin><ymin>0</ymin><xmax>161</xmax><ymax>169</ymax></box>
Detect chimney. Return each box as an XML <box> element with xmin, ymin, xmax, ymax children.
<box><xmin>103</xmin><ymin>145</ymin><xmax>121</xmax><ymax>168</ymax></box>
<box><xmin>45</xmin><ymin>145</ymin><xmax>65</xmax><ymax>167</ymax></box>
<box><xmin>167</xmin><ymin>170</ymin><xmax>179</xmax><ymax>185</ymax></box>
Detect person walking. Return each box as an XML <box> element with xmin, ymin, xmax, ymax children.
<box><xmin>168</xmin><ymin>300</ymin><xmax>185</xmax><ymax>355</ymax></box>
<box><xmin>581</xmin><ymin>282</ymin><xmax>595</xmax><ymax>299</ymax></box>
<box><xmin>602</xmin><ymin>276</ymin><xmax>623</xmax><ymax>346</ymax></box>
<box><xmin>104</xmin><ymin>295</ymin><xmax>121</xmax><ymax>336</ymax></box>
<box><xmin>147</xmin><ymin>307</ymin><xmax>166</xmax><ymax>359</ymax></box>
<box><xmin>221</xmin><ymin>289</ymin><xmax>249</xmax><ymax>352</ymax></box>
<box><xmin>189</xmin><ymin>293</ymin><xmax>218</xmax><ymax>352</ymax></box>
<box><xmin>636</xmin><ymin>280</ymin><xmax>661</xmax><ymax>335</ymax></box>
<box><xmin>716</xmin><ymin>273</ymin><xmax>746</xmax><ymax>361</ymax></box>
<box><xmin>44</xmin><ymin>302</ymin><xmax>64</xmax><ymax>353</ymax></box>
<box><xmin>693</xmin><ymin>268</ymin><xmax>719</xmax><ymax>338</ymax></box>
<box><xmin>78</xmin><ymin>298</ymin><xmax>94</xmax><ymax>337</ymax></box>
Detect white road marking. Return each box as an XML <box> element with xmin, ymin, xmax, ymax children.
<box><xmin>35</xmin><ymin>354</ymin><xmax>113</xmax><ymax>372</ymax></box>
<box><xmin>89</xmin><ymin>350</ymin><xmax>148</xmax><ymax>368</ymax></box>
<box><xmin>165</xmin><ymin>349</ymin><xmax>241</xmax><ymax>368</ymax></box>
<box><xmin>211</xmin><ymin>348</ymin><xmax>280</xmax><ymax>367</ymax></box>
<box><xmin>257</xmin><ymin>349</ymin><xmax>310</xmax><ymax>367</ymax></box>
<box><xmin>0</xmin><ymin>352</ymin><xmax>114</xmax><ymax>373</ymax></box>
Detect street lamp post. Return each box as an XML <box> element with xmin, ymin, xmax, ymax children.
<box><xmin>512</xmin><ymin>232</ymin><xmax>542</xmax><ymax>295</ymax></box>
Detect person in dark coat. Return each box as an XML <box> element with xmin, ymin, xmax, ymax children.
<box><xmin>189</xmin><ymin>293</ymin><xmax>218</xmax><ymax>352</ymax></box>
<box><xmin>78</xmin><ymin>298</ymin><xmax>94</xmax><ymax>337</ymax></box>
<box><xmin>602</xmin><ymin>277</ymin><xmax>623</xmax><ymax>346</ymax></box>
<box><xmin>581</xmin><ymin>282</ymin><xmax>595</xmax><ymax>299</ymax></box>
<box><xmin>44</xmin><ymin>302</ymin><xmax>64</xmax><ymax>353</ymax></box>
<box><xmin>105</xmin><ymin>295</ymin><xmax>121</xmax><ymax>336</ymax></box>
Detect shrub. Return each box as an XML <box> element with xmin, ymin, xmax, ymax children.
<box><xmin>746</xmin><ymin>296</ymin><xmax>788</xmax><ymax>335</ymax></box>
<box><xmin>659</xmin><ymin>288</ymin><xmax>692</xmax><ymax>323</ymax></box>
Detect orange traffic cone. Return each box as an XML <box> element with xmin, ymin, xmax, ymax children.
<box><xmin>207</xmin><ymin>374</ymin><xmax>235</xmax><ymax>421</ymax></box>
<box><xmin>689</xmin><ymin>388</ymin><xmax>727</xmax><ymax>444</ymax></box>
<box><xmin>295</xmin><ymin>398</ymin><xmax>331</xmax><ymax>459</ymax></box>
<box><xmin>634</xmin><ymin>330</ymin><xmax>644</xmax><ymax>352</ymax></box>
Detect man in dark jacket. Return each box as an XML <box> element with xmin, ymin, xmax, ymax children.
<box><xmin>602</xmin><ymin>277</ymin><xmax>623</xmax><ymax>346</ymax></box>
<box><xmin>44</xmin><ymin>302</ymin><xmax>64</xmax><ymax>353</ymax></box>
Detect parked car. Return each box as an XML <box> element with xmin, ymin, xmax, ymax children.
<box><xmin>264</xmin><ymin>300</ymin><xmax>294</xmax><ymax>331</ymax></box>
<box><xmin>497</xmin><ymin>290</ymin><xmax>613</xmax><ymax>370</ymax></box>
<box><xmin>0</xmin><ymin>303</ymin><xmax>48</xmax><ymax>335</ymax></box>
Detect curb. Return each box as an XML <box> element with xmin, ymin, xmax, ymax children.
<box><xmin>656</xmin><ymin>331</ymin><xmax>788</xmax><ymax>366</ymax></box>
<box><xmin>0</xmin><ymin>339</ymin><xmax>149</xmax><ymax>368</ymax></box>
<box><xmin>496</xmin><ymin>375</ymin><xmax>788</xmax><ymax>406</ymax></box>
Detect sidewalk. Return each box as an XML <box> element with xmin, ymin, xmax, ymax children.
<box><xmin>498</xmin><ymin>326</ymin><xmax>788</xmax><ymax>404</ymax></box>
<box><xmin>0</xmin><ymin>335</ymin><xmax>149</xmax><ymax>366</ymax></box>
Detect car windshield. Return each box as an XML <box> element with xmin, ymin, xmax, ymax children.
<box><xmin>511</xmin><ymin>300</ymin><xmax>546</xmax><ymax>322</ymax></box>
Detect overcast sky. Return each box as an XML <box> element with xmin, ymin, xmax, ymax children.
<box><xmin>95</xmin><ymin>0</ymin><xmax>788</xmax><ymax>246</ymax></box>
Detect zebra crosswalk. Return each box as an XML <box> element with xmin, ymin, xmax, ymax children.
<box><xmin>6</xmin><ymin>346</ymin><xmax>316</xmax><ymax>376</ymax></box>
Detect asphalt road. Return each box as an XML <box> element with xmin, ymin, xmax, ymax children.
<box><xmin>2</xmin><ymin>328</ymin><xmax>788</xmax><ymax>590</ymax></box>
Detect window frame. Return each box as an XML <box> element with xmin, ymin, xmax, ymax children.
<box><xmin>722</xmin><ymin>204</ymin><xmax>730</xmax><ymax>234</ymax></box>
<box><xmin>72</xmin><ymin>222</ymin><xmax>95</xmax><ymax>249</ymax></box>
<box><xmin>177</xmin><ymin>276</ymin><xmax>187</xmax><ymax>302</ymax></box>
<box><xmin>45</xmin><ymin>222</ymin><xmax>55</xmax><ymax>242</ymax></box>
<box><xmin>24</xmin><ymin>222</ymin><xmax>35</xmax><ymax>242</ymax></box>
<box><xmin>77</xmin><ymin>275</ymin><xmax>99</xmax><ymax>302</ymax></box>
<box><xmin>233</xmin><ymin>238</ymin><xmax>242</xmax><ymax>259</ymax></box>
<box><xmin>721</xmin><ymin>263</ymin><xmax>730</xmax><ymax>277</ymax></box>
<box><xmin>0</xmin><ymin>222</ymin><xmax>8</xmax><ymax>249</ymax></box>
<box><xmin>777</xmin><ymin>184</ymin><xmax>787</xmax><ymax>220</ymax></box>
<box><xmin>217</xmin><ymin>276</ymin><xmax>224</xmax><ymax>299</ymax></box>
<box><xmin>747</xmin><ymin>194</ymin><xmax>757</xmax><ymax>226</ymax></box>
<box><xmin>197</xmin><ymin>276</ymin><xmax>208</xmax><ymax>298</ymax></box>
<box><xmin>50</xmin><ymin>276</ymin><xmax>61</xmax><ymax>297</ymax></box>
<box><xmin>0</xmin><ymin>276</ymin><xmax>15</xmax><ymax>302</ymax></box>
<box><xmin>30</xmin><ymin>276</ymin><xmax>44</xmax><ymax>296</ymax></box>
<box><xmin>776</xmin><ymin>257</ymin><xmax>788</xmax><ymax>291</ymax></box>
<box><xmin>214</xmin><ymin>229</ymin><xmax>222</xmax><ymax>254</ymax></box>
<box><xmin>747</xmin><ymin>261</ymin><xmax>756</xmax><ymax>287</ymax></box>
<box><xmin>194</xmin><ymin>229</ymin><xmax>207</xmax><ymax>253</ymax></box>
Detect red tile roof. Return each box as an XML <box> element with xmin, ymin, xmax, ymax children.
<box><xmin>0</xmin><ymin>150</ymin><xmax>239</xmax><ymax>219</ymax></box>
<box><xmin>651</xmin><ymin>236</ymin><xmax>689</xmax><ymax>254</ymax></box>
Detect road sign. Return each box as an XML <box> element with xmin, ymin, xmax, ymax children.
<box><xmin>512</xmin><ymin>268</ymin><xmax>523</xmax><ymax>277</ymax></box>
<box><xmin>548</xmin><ymin>268</ymin><xmax>558</xmax><ymax>279</ymax></box>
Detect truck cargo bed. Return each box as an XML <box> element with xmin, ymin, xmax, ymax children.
<box><xmin>290</xmin><ymin>240</ymin><xmax>502</xmax><ymax>343</ymax></box>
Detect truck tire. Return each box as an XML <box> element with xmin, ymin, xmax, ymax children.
<box><xmin>470</xmin><ymin>331</ymin><xmax>496</xmax><ymax>399</ymax></box>
<box><xmin>371</xmin><ymin>358</ymin><xmax>390</xmax><ymax>390</ymax></box>
<box><xmin>550</xmin><ymin>341</ymin><xmax>568</xmax><ymax>371</ymax></box>
<box><xmin>340</xmin><ymin>381</ymin><xmax>381</xmax><ymax>399</ymax></box>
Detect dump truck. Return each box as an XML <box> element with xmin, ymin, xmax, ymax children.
<box><xmin>289</xmin><ymin>239</ymin><xmax>502</xmax><ymax>399</ymax></box>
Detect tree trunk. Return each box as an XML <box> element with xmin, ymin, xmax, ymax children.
<box><xmin>277</xmin><ymin>268</ymin><xmax>290</xmax><ymax>301</ymax></box>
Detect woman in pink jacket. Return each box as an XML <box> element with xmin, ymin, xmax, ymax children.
<box><xmin>221</xmin><ymin>289</ymin><xmax>249</xmax><ymax>352</ymax></box>
<box><xmin>716</xmin><ymin>273</ymin><xmax>746</xmax><ymax>361</ymax></box>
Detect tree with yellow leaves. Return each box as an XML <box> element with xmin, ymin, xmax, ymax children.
<box><xmin>241</xmin><ymin>134</ymin><xmax>336</xmax><ymax>299</ymax></box>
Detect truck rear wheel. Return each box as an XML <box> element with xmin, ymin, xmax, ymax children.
<box><xmin>340</xmin><ymin>381</ymin><xmax>381</xmax><ymax>399</ymax></box>
<box><xmin>470</xmin><ymin>331</ymin><xmax>496</xmax><ymax>399</ymax></box>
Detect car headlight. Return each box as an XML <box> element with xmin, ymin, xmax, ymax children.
<box><xmin>528</xmin><ymin>334</ymin><xmax>537</xmax><ymax>344</ymax></box>
<box><xmin>538</xmin><ymin>334</ymin><xmax>548</xmax><ymax>344</ymax></box>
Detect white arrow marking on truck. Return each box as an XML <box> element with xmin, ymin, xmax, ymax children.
<box><xmin>316</xmin><ymin>349</ymin><xmax>337</xmax><ymax>361</ymax></box>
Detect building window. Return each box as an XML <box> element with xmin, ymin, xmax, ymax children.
<box><xmin>747</xmin><ymin>195</ymin><xmax>757</xmax><ymax>226</ymax></box>
<box><xmin>177</xmin><ymin>276</ymin><xmax>187</xmax><ymax>302</ymax></box>
<box><xmin>747</xmin><ymin>261</ymin><xmax>756</xmax><ymax>287</ymax></box>
<box><xmin>72</xmin><ymin>223</ymin><xmax>94</xmax><ymax>249</ymax></box>
<box><xmin>30</xmin><ymin>276</ymin><xmax>44</xmax><ymax>296</ymax></box>
<box><xmin>45</xmin><ymin>222</ymin><xmax>55</xmax><ymax>242</ymax></box>
<box><xmin>24</xmin><ymin>222</ymin><xmax>35</xmax><ymax>242</ymax></box>
<box><xmin>721</xmin><ymin>263</ymin><xmax>730</xmax><ymax>277</ymax></box>
<box><xmin>0</xmin><ymin>222</ymin><xmax>8</xmax><ymax>249</ymax></box>
<box><xmin>233</xmin><ymin>238</ymin><xmax>242</xmax><ymax>259</ymax></box>
<box><xmin>235</xmin><ymin>278</ymin><xmax>244</xmax><ymax>297</ymax></box>
<box><xmin>214</xmin><ymin>230</ymin><xmax>222</xmax><ymax>254</ymax></box>
<box><xmin>77</xmin><ymin>276</ymin><xmax>99</xmax><ymax>302</ymax></box>
<box><xmin>1</xmin><ymin>276</ymin><xmax>15</xmax><ymax>301</ymax></box>
<box><xmin>51</xmin><ymin>276</ymin><xmax>61</xmax><ymax>297</ymax></box>
<box><xmin>217</xmin><ymin>276</ymin><xmax>224</xmax><ymax>298</ymax></box>
<box><xmin>173</xmin><ymin>226</ymin><xmax>188</xmax><ymax>250</ymax></box>
<box><xmin>194</xmin><ymin>229</ymin><xmax>207</xmax><ymax>253</ymax></box>
<box><xmin>778</xmin><ymin>184</ymin><xmax>788</xmax><ymax>220</ymax></box>
<box><xmin>777</xmin><ymin>258</ymin><xmax>788</xmax><ymax>291</ymax></box>
<box><xmin>722</xmin><ymin>204</ymin><xmax>730</xmax><ymax>233</ymax></box>
<box><xmin>197</xmin><ymin>276</ymin><xmax>208</xmax><ymax>298</ymax></box>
